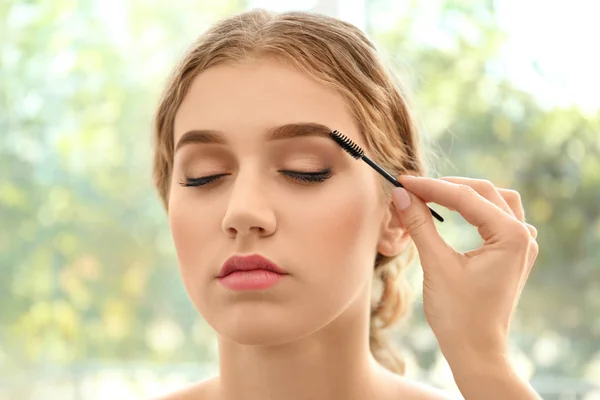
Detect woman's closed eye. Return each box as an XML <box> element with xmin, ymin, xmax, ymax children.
<box><xmin>179</xmin><ymin>168</ymin><xmax>333</xmax><ymax>187</ymax></box>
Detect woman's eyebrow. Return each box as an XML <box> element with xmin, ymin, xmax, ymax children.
<box><xmin>174</xmin><ymin>122</ymin><xmax>333</xmax><ymax>153</ymax></box>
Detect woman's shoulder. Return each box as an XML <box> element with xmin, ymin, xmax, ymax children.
<box><xmin>150</xmin><ymin>376</ymin><xmax>217</xmax><ymax>400</ymax></box>
<box><xmin>149</xmin><ymin>373</ymin><xmax>460</xmax><ymax>400</ymax></box>
<box><xmin>383</xmin><ymin>371</ymin><xmax>461</xmax><ymax>400</ymax></box>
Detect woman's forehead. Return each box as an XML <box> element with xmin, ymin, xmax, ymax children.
<box><xmin>172</xmin><ymin>59</ymin><xmax>365</xmax><ymax>149</ymax></box>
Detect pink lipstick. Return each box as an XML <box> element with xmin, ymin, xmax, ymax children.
<box><xmin>218</xmin><ymin>254</ymin><xmax>288</xmax><ymax>290</ymax></box>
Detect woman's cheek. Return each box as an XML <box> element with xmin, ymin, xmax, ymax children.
<box><xmin>169</xmin><ymin>193</ymin><xmax>212</xmax><ymax>268</ymax></box>
<box><xmin>303</xmin><ymin>184</ymin><xmax>375</xmax><ymax>265</ymax></box>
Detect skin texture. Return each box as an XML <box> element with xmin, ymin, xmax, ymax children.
<box><xmin>159</xmin><ymin>58</ymin><xmax>541</xmax><ymax>400</ymax></box>
<box><xmin>167</xmin><ymin>58</ymin><xmax>421</xmax><ymax>400</ymax></box>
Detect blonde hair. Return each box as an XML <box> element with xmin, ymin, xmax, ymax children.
<box><xmin>153</xmin><ymin>9</ymin><xmax>425</xmax><ymax>375</ymax></box>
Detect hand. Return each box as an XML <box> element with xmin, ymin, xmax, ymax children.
<box><xmin>391</xmin><ymin>176</ymin><xmax>539</xmax><ymax>363</ymax></box>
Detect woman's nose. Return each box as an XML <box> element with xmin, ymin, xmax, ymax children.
<box><xmin>221</xmin><ymin>178</ymin><xmax>276</xmax><ymax>239</ymax></box>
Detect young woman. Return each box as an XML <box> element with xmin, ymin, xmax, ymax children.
<box><xmin>152</xmin><ymin>9</ymin><xmax>542</xmax><ymax>400</ymax></box>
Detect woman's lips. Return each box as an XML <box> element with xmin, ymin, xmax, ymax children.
<box><xmin>218</xmin><ymin>254</ymin><xmax>289</xmax><ymax>290</ymax></box>
<box><xmin>218</xmin><ymin>269</ymin><xmax>286</xmax><ymax>290</ymax></box>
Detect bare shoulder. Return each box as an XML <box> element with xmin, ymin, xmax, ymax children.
<box><xmin>383</xmin><ymin>372</ymin><xmax>461</xmax><ymax>400</ymax></box>
<box><xmin>395</xmin><ymin>378</ymin><xmax>459</xmax><ymax>399</ymax></box>
<box><xmin>149</xmin><ymin>376</ymin><xmax>217</xmax><ymax>400</ymax></box>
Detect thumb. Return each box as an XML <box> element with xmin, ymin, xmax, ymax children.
<box><xmin>392</xmin><ymin>187</ymin><xmax>447</xmax><ymax>256</ymax></box>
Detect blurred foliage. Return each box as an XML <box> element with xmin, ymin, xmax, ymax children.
<box><xmin>1</xmin><ymin>0</ymin><xmax>244</xmax><ymax>374</ymax></box>
<box><xmin>369</xmin><ymin>0</ymin><xmax>600</xmax><ymax>381</ymax></box>
<box><xmin>1</xmin><ymin>0</ymin><xmax>598</xmax><ymax>396</ymax></box>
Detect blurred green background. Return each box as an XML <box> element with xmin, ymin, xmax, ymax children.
<box><xmin>1</xmin><ymin>0</ymin><xmax>599</xmax><ymax>399</ymax></box>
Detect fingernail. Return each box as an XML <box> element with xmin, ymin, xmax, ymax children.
<box><xmin>392</xmin><ymin>188</ymin><xmax>411</xmax><ymax>211</ymax></box>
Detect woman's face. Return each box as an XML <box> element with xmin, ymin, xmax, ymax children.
<box><xmin>169</xmin><ymin>58</ymin><xmax>403</xmax><ymax>345</ymax></box>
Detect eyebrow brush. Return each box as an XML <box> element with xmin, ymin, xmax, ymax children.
<box><xmin>329</xmin><ymin>130</ymin><xmax>444</xmax><ymax>223</ymax></box>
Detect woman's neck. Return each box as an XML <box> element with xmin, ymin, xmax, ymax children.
<box><xmin>214</xmin><ymin>292</ymin><xmax>385</xmax><ymax>400</ymax></box>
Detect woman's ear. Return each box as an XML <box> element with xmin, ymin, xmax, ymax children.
<box><xmin>376</xmin><ymin>196</ymin><xmax>410</xmax><ymax>257</ymax></box>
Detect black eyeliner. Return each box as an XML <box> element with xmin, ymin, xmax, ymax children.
<box><xmin>281</xmin><ymin>168</ymin><xmax>333</xmax><ymax>183</ymax></box>
<box><xmin>180</xmin><ymin>173</ymin><xmax>229</xmax><ymax>187</ymax></box>
<box><xmin>180</xmin><ymin>169</ymin><xmax>333</xmax><ymax>187</ymax></box>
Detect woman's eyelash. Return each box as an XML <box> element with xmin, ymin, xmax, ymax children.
<box><xmin>180</xmin><ymin>173</ymin><xmax>229</xmax><ymax>187</ymax></box>
<box><xmin>280</xmin><ymin>169</ymin><xmax>333</xmax><ymax>183</ymax></box>
<box><xmin>179</xmin><ymin>169</ymin><xmax>333</xmax><ymax>187</ymax></box>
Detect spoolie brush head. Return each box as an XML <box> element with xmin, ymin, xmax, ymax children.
<box><xmin>329</xmin><ymin>130</ymin><xmax>364</xmax><ymax>159</ymax></box>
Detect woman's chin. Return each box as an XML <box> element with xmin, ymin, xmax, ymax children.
<box><xmin>220</xmin><ymin>328</ymin><xmax>299</xmax><ymax>346</ymax></box>
<box><xmin>209</xmin><ymin>311</ymin><xmax>323</xmax><ymax>346</ymax></box>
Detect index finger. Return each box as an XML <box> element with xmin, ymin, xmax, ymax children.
<box><xmin>398</xmin><ymin>176</ymin><xmax>525</xmax><ymax>243</ymax></box>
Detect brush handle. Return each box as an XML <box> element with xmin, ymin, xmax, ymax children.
<box><xmin>361</xmin><ymin>156</ymin><xmax>444</xmax><ymax>223</ymax></box>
